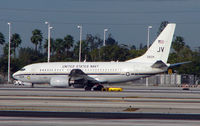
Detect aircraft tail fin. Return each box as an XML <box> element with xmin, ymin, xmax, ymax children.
<box><xmin>127</xmin><ymin>23</ymin><xmax>176</xmax><ymax>63</ymax></box>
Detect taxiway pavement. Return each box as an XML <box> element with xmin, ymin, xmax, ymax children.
<box><xmin>1</xmin><ymin>117</ymin><xmax>200</xmax><ymax>126</ymax></box>
<box><xmin>1</xmin><ymin>84</ymin><xmax>200</xmax><ymax>125</ymax></box>
<box><xmin>0</xmin><ymin>84</ymin><xmax>200</xmax><ymax>114</ymax></box>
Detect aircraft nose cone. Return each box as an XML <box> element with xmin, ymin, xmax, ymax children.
<box><xmin>12</xmin><ymin>72</ymin><xmax>18</xmax><ymax>79</ymax></box>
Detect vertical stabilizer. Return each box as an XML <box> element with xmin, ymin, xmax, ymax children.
<box><xmin>127</xmin><ymin>23</ymin><xmax>176</xmax><ymax>63</ymax></box>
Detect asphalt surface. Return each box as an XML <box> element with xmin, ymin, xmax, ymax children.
<box><xmin>1</xmin><ymin>111</ymin><xmax>200</xmax><ymax>120</ymax></box>
<box><xmin>1</xmin><ymin>84</ymin><xmax>200</xmax><ymax>125</ymax></box>
<box><xmin>1</xmin><ymin>117</ymin><xmax>200</xmax><ymax>126</ymax></box>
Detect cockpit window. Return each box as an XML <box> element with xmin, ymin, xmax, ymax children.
<box><xmin>20</xmin><ymin>68</ymin><xmax>26</xmax><ymax>71</ymax></box>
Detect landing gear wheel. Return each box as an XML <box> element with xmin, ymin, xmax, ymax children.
<box><xmin>93</xmin><ymin>85</ymin><xmax>104</xmax><ymax>91</ymax></box>
<box><xmin>85</xmin><ymin>86</ymin><xmax>92</xmax><ymax>91</ymax></box>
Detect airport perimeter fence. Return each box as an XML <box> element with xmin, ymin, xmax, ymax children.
<box><xmin>131</xmin><ymin>74</ymin><xmax>200</xmax><ymax>87</ymax></box>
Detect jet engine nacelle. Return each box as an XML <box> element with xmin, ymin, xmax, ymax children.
<box><xmin>50</xmin><ymin>77</ymin><xmax>70</xmax><ymax>87</ymax></box>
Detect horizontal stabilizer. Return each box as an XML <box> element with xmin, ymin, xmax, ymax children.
<box><xmin>151</xmin><ymin>60</ymin><xmax>168</xmax><ymax>68</ymax></box>
<box><xmin>169</xmin><ymin>61</ymin><xmax>191</xmax><ymax>68</ymax></box>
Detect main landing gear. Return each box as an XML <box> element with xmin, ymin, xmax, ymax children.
<box><xmin>84</xmin><ymin>86</ymin><xmax>92</xmax><ymax>91</ymax></box>
<box><xmin>84</xmin><ymin>84</ymin><xmax>104</xmax><ymax>91</ymax></box>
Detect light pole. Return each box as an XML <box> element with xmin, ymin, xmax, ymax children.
<box><xmin>146</xmin><ymin>25</ymin><xmax>152</xmax><ymax>87</ymax></box>
<box><xmin>103</xmin><ymin>29</ymin><xmax>108</xmax><ymax>46</ymax></box>
<box><xmin>77</xmin><ymin>25</ymin><xmax>82</xmax><ymax>62</ymax></box>
<box><xmin>7</xmin><ymin>22</ymin><xmax>11</xmax><ymax>83</ymax></box>
<box><xmin>45</xmin><ymin>22</ymin><xmax>53</xmax><ymax>62</ymax></box>
<box><xmin>147</xmin><ymin>26</ymin><xmax>152</xmax><ymax>49</ymax></box>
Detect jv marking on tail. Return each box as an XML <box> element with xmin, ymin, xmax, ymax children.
<box><xmin>157</xmin><ymin>47</ymin><xmax>164</xmax><ymax>52</ymax></box>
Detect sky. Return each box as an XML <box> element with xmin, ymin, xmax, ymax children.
<box><xmin>0</xmin><ymin>0</ymin><xmax>200</xmax><ymax>54</ymax></box>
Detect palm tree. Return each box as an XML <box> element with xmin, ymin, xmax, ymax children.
<box><xmin>31</xmin><ymin>29</ymin><xmax>43</xmax><ymax>51</ymax></box>
<box><xmin>44</xmin><ymin>38</ymin><xmax>55</xmax><ymax>55</ymax></box>
<box><xmin>73</xmin><ymin>40</ymin><xmax>89</xmax><ymax>61</ymax></box>
<box><xmin>0</xmin><ymin>32</ymin><xmax>5</xmax><ymax>46</ymax></box>
<box><xmin>11</xmin><ymin>33</ymin><xmax>22</xmax><ymax>58</ymax></box>
<box><xmin>157</xmin><ymin>21</ymin><xmax>169</xmax><ymax>36</ymax></box>
<box><xmin>64</xmin><ymin>35</ymin><xmax>74</xmax><ymax>56</ymax></box>
<box><xmin>54</xmin><ymin>38</ymin><xmax>65</xmax><ymax>56</ymax></box>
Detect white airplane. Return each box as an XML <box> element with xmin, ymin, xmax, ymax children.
<box><xmin>13</xmin><ymin>23</ymin><xmax>178</xmax><ymax>90</ymax></box>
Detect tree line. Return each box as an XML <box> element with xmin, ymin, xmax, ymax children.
<box><xmin>0</xmin><ymin>21</ymin><xmax>200</xmax><ymax>80</ymax></box>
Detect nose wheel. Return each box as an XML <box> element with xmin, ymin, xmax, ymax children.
<box><xmin>31</xmin><ymin>83</ymin><xmax>34</xmax><ymax>88</ymax></box>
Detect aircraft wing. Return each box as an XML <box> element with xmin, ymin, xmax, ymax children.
<box><xmin>168</xmin><ymin>61</ymin><xmax>191</xmax><ymax>68</ymax></box>
<box><xmin>69</xmin><ymin>69</ymin><xmax>102</xmax><ymax>84</ymax></box>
